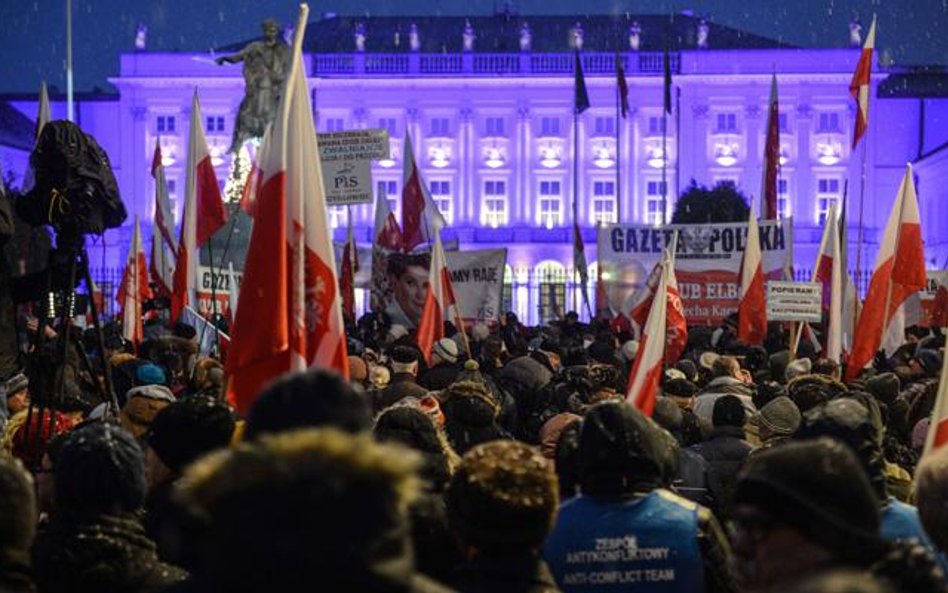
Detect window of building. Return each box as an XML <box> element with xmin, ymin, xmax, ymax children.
<box><xmin>205</xmin><ymin>116</ymin><xmax>225</xmax><ymax>133</ymax></box>
<box><xmin>156</xmin><ymin>115</ymin><xmax>176</xmax><ymax>133</ymax></box>
<box><xmin>647</xmin><ymin>116</ymin><xmax>666</xmax><ymax>136</ymax></box>
<box><xmin>485</xmin><ymin>117</ymin><xmax>505</xmax><ymax>137</ymax></box>
<box><xmin>538</xmin><ymin>180</ymin><xmax>562</xmax><ymax>228</ymax></box>
<box><xmin>591</xmin><ymin>180</ymin><xmax>617</xmax><ymax>225</ymax></box>
<box><xmin>429</xmin><ymin>180</ymin><xmax>452</xmax><ymax>225</ymax></box>
<box><xmin>645</xmin><ymin>180</ymin><xmax>667</xmax><ymax>226</ymax></box>
<box><xmin>715</xmin><ymin>112</ymin><xmax>738</xmax><ymax>133</ymax></box>
<box><xmin>777</xmin><ymin>178</ymin><xmax>790</xmax><ymax>219</ymax></box>
<box><xmin>324</xmin><ymin>117</ymin><xmax>345</xmax><ymax>133</ymax></box>
<box><xmin>536</xmin><ymin>261</ymin><xmax>567</xmax><ymax>324</ymax></box>
<box><xmin>378</xmin><ymin>118</ymin><xmax>398</xmax><ymax>137</ymax></box>
<box><xmin>817</xmin><ymin>112</ymin><xmax>841</xmax><ymax>133</ymax></box>
<box><xmin>328</xmin><ymin>205</ymin><xmax>347</xmax><ymax>229</ymax></box>
<box><xmin>540</xmin><ymin>117</ymin><xmax>560</xmax><ymax>137</ymax></box>
<box><xmin>482</xmin><ymin>180</ymin><xmax>508</xmax><ymax>228</ymax></box>
<box><xmin>377</xmin><ymin>179</ymin><xmax>400</xmax><ymax>220</ymax></box>
<box><xmin>593</xmin><ymin>117</ymin><xmax>615</xmax><ymax>136</ymax></box>
<box><xmin>778</xmin><ymin>113</ymin><xmax>789</xmax><ymax>133</ymax></box>
<box><xmin>430</xmin><ymin>118</ymin><xmax>451</xmax><ymax>137</ymax></box>
<box><xmin>816</xmin><ymin>177</ymin><xmax>842</xmax><ymax>225</ymax></box>
<box><xmin>501</xmin><ymin>265</ymin><xmax>513</xmax><ymax>317</ymax></box>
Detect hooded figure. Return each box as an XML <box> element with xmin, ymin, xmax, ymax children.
<box><xmin>543</xmin><ymin>401</ymin><xmax>737</xmax><ymax>593</ymax></box>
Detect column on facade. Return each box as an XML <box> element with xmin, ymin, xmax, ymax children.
<box><xmin>690</xmin><ymin>104</ymin><xmax>711</xmax><ymax>188</ymax></box>
<box><xmin>459</xmin><ymin>107</ymin><xmax>474</xmax><ymax>224</ymax></box>
<box><xmin>619</xmin><ymin>106</ymin><xmax>635</xmax><ymax>225</ymax></box>
<box><xmin>795</xmin><ymin>102</ymin><xmax>814</xmax><ymax>230</ymax></box>
<box><xmin>515</xmin><ymin>105</ymin><xmax>530</xmax><ymax>225</ymax></box>
<box><xmin>130</xmin><ymin>105</ymin><xmax>149</xmax><ymax>225</ymax></box>
<box><xmin>744</xmin><ymin>103</ymin><xmax>763</xmax><ymax>208</ymax></box>
<box><xmin>352</xmin><ymin>106</ymin><xmax>369</xmax><ymax>225</ymax></box>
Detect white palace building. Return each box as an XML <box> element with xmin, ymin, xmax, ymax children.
<box><xmin>1</xmin><ymin>12</ymin><xmax>946</xmax><ymax>323</ymax></box>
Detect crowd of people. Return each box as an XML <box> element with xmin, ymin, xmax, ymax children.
<box><xmin>0</xmin><ymin>307</ymin><xmax>946</xmax><ymax>593</ymax></box>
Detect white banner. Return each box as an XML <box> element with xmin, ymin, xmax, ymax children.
<box><xmin>317</xmin><ymin>129</ymin><xmax>390</xmax><ymax>205</ymax></box>
<box><xmin>766</xmin><ymin>281</ymin><xmax>823</xmax><ymax>323</ymax></box>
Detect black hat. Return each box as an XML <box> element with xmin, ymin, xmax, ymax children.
<box><xmin>674</xmin><ymin>359</ymin><xmax>699</xmax><ymax>382</ymax></box>
<box><xmin>712</xmin><ymin>395</ymin><xmax>746</xmax><ymax>428</ymax></box>
<box><xmin>663</xmin><ymin>378</ymin><xmax>698</xmax><ymax>399</ymax></box>
<box><xmin>446</xmin><ymin>440</ymin><xmax>558</xmax><ymax>551</ymax></box>
<box><xmin>374</xmin><ymin>406</ymin><xmax>451</xmax><ymax>490</ymax></box>
<box><xmin>390</xmin><ymin>345</ymin><xmax>419</xmax><ymax>365</ymax></box>
<box><xmin>733</xmin><ymin>438</ymin><xmax>881</xmax><ymax>562</ymax></box>
<box><xmin>246</xmin><ymin>369</ymin><xmax>372</xmax><ymax>439</ymax></box>
<box><xmin>55</xmin><ymin>421</ymin><xmax>145</xmax><ymax>516</ymax></box>
<box><xmin>147</xmin><ymin>395</ymin><xmax>237</xmax><ymax>474</ymax></box>
<box><xmin>579</xmin><ymin>402</ymin><xmax>664</xmax><ymax>493</ymax></box>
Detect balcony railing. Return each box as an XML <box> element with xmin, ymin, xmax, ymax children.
<box><xmin>312</xmin><ymin>51</ymin><xmax>680</xmax><ymax>78</ymax></box>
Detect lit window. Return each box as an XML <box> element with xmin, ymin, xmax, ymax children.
<box><xmin>778</xmin><ymin>113</ymin><xmax>789</xmax><ymax>133</ymax></box>
<box><xmin>538</xmin><ymin>180</ymin><xmax>562</xmax><ymax>228</ymax></box>
<box><xmin>647</xmin><ymin>117</ymin><xmax>666</xmax><ymax>136</ymax></box>
<box><xmin>485</xmin><ymin>117</ymin><xmax>505</xmax><ymax>137</ymax></box>
<box><xmin>591</xmin><ymin>181</ymin><xmax>617</xmax><ymax>225</ymax></box>
<box><xmin>324</xmin><ymin>118</ymin><xmax>345</xmax><ymax>132</ymax></box>
<box><xmin>482</xmin><ymin>180</ymin><xmax>508</xmax><ymax>227</ymax></box>
<box><xmin>328</xmin><ymin>205</ymin><xmax>347</xmax><ymax>229</ymax></box>
<box><xmin>206</xmin><ymin>116</ymin><xmax>225</xmax><ymax>133</ymax></box>
<box><xmin>777</xmin><ymin>178</ymin><xmax>790</xmax><ymax>219</ymax></box>
<box><xmin>817</xmin><ymin>112</ymin><xmax>841</xmax><ymax>133</ymax></box>
<box><xmin>816</xmin><ymin>177</ymin><xmax>841</xmax><ymax>225</ymax></box>
<box><xmin>429</xmin><ymin>180</ymin><xmax>452</xmax><ymax>225</ymax></box>
<box><xmin>593</xmin><ymin>117</ymin><xmax>615</xmax><ymax>136</ymax></box>
<box><xmin>645</xmin><ymin>180</ymin><xmax>667</xmax><ymax>226</ymax></box>
<box><xmin>377</xmin><ymin>118</ymin><xmax>398</xmax><ymax>136</ymax></box>
<box><xmin>157</xmin><ymin>115</ymin><xmax>176</xmax><ymax>133</ymax></box>
<box><xmin>377</xmin><ymin>179</ymin><xmax>400</xmax><ymax>221</ymax></box>
<box><xmin>540</xmin><ymin>117</ymin><xmax>560</xmax><ymax>137</ymax></box>
<box><xmin>715</xmin><ymin>112</ymin><xmax>738</xmax><ymax>133</ymax></box>
<box><xmin>430</xmin><ymin>118</ymin><xmax>451</xmax><ymax>137</ymax></box>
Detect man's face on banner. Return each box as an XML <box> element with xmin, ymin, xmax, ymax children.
<box><xmin>393</xmin><ymin>265</ymin><xmax>429</xmax><ymax>325</ymax></box>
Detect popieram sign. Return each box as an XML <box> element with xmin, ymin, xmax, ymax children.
<box><xmin>317</xmin><ymin>129</ymin><xmax>390</xmax><ymax>205</ymax></box>
<box><xmin>766</xmin><ymin>281</ymin><xmax>823</xmax><ymax>323</ymax></box>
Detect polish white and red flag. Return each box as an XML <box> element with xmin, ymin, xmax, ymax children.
<box><xmin>838</xmin><ymin>196</ymin><xmax>861</xmax><ymax>354</ymax></box>
<box><xmin>416</xmin><ymin>231</ymin><xmax>459</xmax><ymax>365</ymax></box>
<box><xmin>626</xmin><ymin>249</ymin><xmax>671</xmax><ymax>417</ymax></box>
<box><xmin>627</xmin><ymin>234</ymin><xmax>687</xmax><ymax>364</ymax></box>
<box><xmin>373</xmin><ymin>189</ymin><xmax>403</xmax><ymax>250</ymax></box>
<box><xmin>400</xmin><ymin>133</ymin><xmax>446</xmax><ymax>252</ymax></box>
<box><xmin>340</xmin><ymin>215</ymin><xmax>359</xmax><ymax>321</ymax></box>
<box><xmin>240</xmin><ymin>129</ymin><xmax>268</xmax><ymax>217</ymax></box>
<box><xmin>760</xmin><ymin>74</ymin><xmax>780</xmax><ymax>220</ymax></box>
<box><xmin>118</xmin><ymin>216</ymin><xmax>153</xmax><ymax>348</ymax></box>
<box><xmin>226</xmin><ymin>4</ymin><xmax>349</xmax><ymax>413</ymax></box>
<box><xmin>170</xmin><ymin>90</ymin><xmax>229</xmax><ymax>323</ymax></box>
<box><xmin>151</xmin><ymin>139</ymin><xmax>177</xmax><ymax>252</ymax></box>
<box><xmin>923</xmin><ymin>346</ymin><xmax>948</xmax><ymax>456</ymax></box>
<box><xmin>812</xmin><ymin>202</ymin><xmax>843</xmax><ymax>362</ymax></box>
<box><xmin>738</xmin><ymin>206</ymin><xmax>767</xmax><ymax>345</ymax></box>
<box><xmin>850</xmin><ymin>15</ymin><xmax>877</xmax><ymax>149</ymax></box>
<box><xmin>150</xmin><ymin>225</ymin><xmax>174</xmax><ymax>298</ymax></box>
<box><xmin>846</xmin><ymin>164</ymin><xmax>926</xmax><ymax>380</ymax></box>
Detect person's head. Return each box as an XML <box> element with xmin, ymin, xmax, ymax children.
<box><xmin>445</xmin><ymin>441</ymin><xmax>558</xmax><ymax>556</ymax></box>
<box><xmin>0</xmin><ymin>455</ymin><xmax>36</xmax><ymax>553</ymax></box>
<box><xmin>56</xmin><ymin>421</ymin><xmax>146</xmax><ymax>518</ymax></box>
<box><xmin>914</xmin><ymin>445</ymin><xmax>948</xmax><ymax>554</ymax></box>
<box><xmin>245</xmin><ymin>369</ymin><xmax>372</xmax><ymax>439</ymax></box>
<box><xmin>262</xmin><ymin>18</ymin><xmax>280</xmax><ymax>42</ymax></box>
<box><xmin>579</xmin><ymin>401</ymin><xmax>665</xmax><ymax>496</ymax></box>
<box><xmin>4</xmin><ymin>373</ymin><xmax>29</xmax><ymax>414</ymax></box>
<box><xmin>348</xmin><ymin>356</ymin><xmax>368</xmax><ymax>386</ymax></box>
<box><xmin>120</xmin><ymin>384</ymin><xmax>176</xmax><ymax>439</ymax></box>
<box><xmin>756</xmin><ymin>396</ymin><xmax>801</xmax><ymax>441</ymax></box>
<box><xmin>812</xmin><ymin>358</ymin><xmax>841</xmax><ymax>381</ymax></box>
<box><xmin>731</xmin><ymin>438</ymin><xmax>881</xmax><ymax>592</ymax></box>
<box><xmin>432</xmin><ymin>338</ymin><xmax>459</xmax><ymax>366</ymax></box>
<box><xmin>712</xmin><ymin>355</ymin><xmax>741</xmax><ymax>379</ymax></box>
<box><xmin>176</xmin><ymin>428</ymin><xmax>422</xmax><ymax>592</ymax></box>
<box><xmin>390</xmin><ymin>346</ymin><xmax>419</xmax><ymax>377</ymax></box>
<box><xmin>374</xmin><ymin>405</ymin><xmax>454</xmax><ymax>491</ymax></box>
<box><xmin>145</xmin><ymin>395</ymin><xmax>237</xmax><ymax>489</ymax></box>
<box><xmin>387</xmin><ymin>252</ymin><xmax>431</xmax><ymax>326</ymax></box>
<box><xmin>712</xmin><ymin>395</ymin><xmax>746</xmax><ymax>429</ymax></box>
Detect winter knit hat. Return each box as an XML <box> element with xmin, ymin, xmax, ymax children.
<box><xmin>446</xmin><ymin>440</ymin><xmax>558</xmax><ymax>551</ymax></box>
<box><xmin>663</xmin><ymin>378</ymin><xmax>698</xmax><ymax>400</ymax></box>
<box><xmin>785</xmin><ymin>358</ymin><xmax>813</xmax><ymax>381</ymax></box>
<box><xmin>757</xmin><ymin>396</ymin><xmax>801</xmax><ymax>437</ymax></box>
<box><xmin>120</xmin><ymin>384</ymin><xmax>176</xmax><ymax>439</ymax></box>
<box><xmin>674</xmin><ymin>360</ymin><xmax>699</xmax><ymax>382</ymax></box>
<box><xmin>579</xmin><ymin>401</ymin><xmax>664</xmax><ymax>492</ymax></box>
<box><xmin>712</xmin><ymin>395</ymin><xmax>746</xmax><ymax>428</ymax></box>
<box><xmin>374</xmin><ymin>406</ymin><xmax>451</xmax><ymax>490</ymax></box>
<box><xmin>733</xmin><ymin>438</ymin><xmax>881</xmax><ymax>562</ymax></box>
<box><xmin>865</xmin><ymin>372</ymin><xmax>900</xmax><ymax>404</ymax></box>
<box><xmin>135</xmin><ymin>363</ymin><xmax>166</xmax><ymax>386</ymax></box>
<box><xmin>147</xmin><ymin>395</ymin><xmax>237</xmax><ymax>474</ymax></box>
<box><xmin>3</xmin><ymin>373</ymin><xmax>28</xmax><ymax>397</ymax></box>
<box><xmin>56</xmin><ymin>421</ymin><xmax>146</xmax><ymax>516</ymax></box>
<box><xmin>433</xmin><ymin>338</ymin><xmax>460</xmax><ymax>364</ymax></box>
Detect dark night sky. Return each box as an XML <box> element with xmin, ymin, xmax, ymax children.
<box><xmin>1</xmin><ymin>0</ymin><xmax>945</xmax><ymax>95</ymax></box>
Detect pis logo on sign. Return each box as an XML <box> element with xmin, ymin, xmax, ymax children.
<box><xmin>333</xmin><ymin>164</ymin><xmax>359</xmax><ymax>189</ymax></box>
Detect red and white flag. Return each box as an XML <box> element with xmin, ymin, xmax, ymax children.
<box><xmin>627</xmin><ymin>235</ymin><xmax>687</xmax><ymax>363</ymax></box>
<box><xmin>760</xmin><ymin>74</ymin><xmax>780</xmax><ymax>220</ymax></box>
<box><xmin>240</xmin><ymin>129</ymin><xmax>268</xmax><ymax>217</ymax></box>
<box><xmin>170</xmin><ymin>90</ymin><xmax>228</xmax><ymax>323</ymax></box>
<box><xmin>738</xmin><ymin>206</ymin><xmax>767</xmax><ymax>345</ymax></box>
<box><xmin>150</xmin><ymin>226</ymin><xmax>174</xmax><ymax>298</ymax></box>
<box><xmin>151</xmin><ymin>139</ymin><xmax>177</xmax><ymax>252</ymax></box>
<box><xmin>932</xmin><ymin>276</ymin><xmax>948</xmax><ymax>329</ymax></box>
<box><xmin>812</xmin><ymin>202</ymin><xmax>843</xmax><ymax>362</ymax></box>
<box><xmin>626</xmin><ymin>250</ymin><xmax>671</xmax><ymax>417</ymax></box>
<box><xmin>850</xmin><ymin>15</ymin><xmax>877</xmax><ymax>149</ymax></box>
<box><xmin>226</xmin><ymin>5</ymin><xmax>349</xmax><ymax>413</ymax></box>
<box><xmin>416</xmin><ymin>231</ymin><xmax>458</xmax><ymax>365</ymax></box>
<box><xmin>846</xmin><ymin>164</ymin><xmax>926</xmax><ymax>380</ymax></box>
<box><xmin>117</xmin><ymin>216</ymin><xmax>153</xmax><ymax>348</ymax></box>
<box><xmin>401</xmin><ymin>133</ymin><xmax>446</xmax><ymax>252</ymax></box>
<box><xmin>839</xmin><ymin>197</ymin><xmax>861</xmax><ymax>353</ymax></box>
<box><xmin>340</xmin><ymin>215</ymin><xmax>357</xmax><ymax>321</ymax></box>
<box><xmin>373</xmin><ymin>190</ymin><xmax>403</xmax><ymax>250</ymax></box>
<box><xmin>922</xmin><ymin>346</ymin><xmax>948</xmax><ymax>456</ymax></box>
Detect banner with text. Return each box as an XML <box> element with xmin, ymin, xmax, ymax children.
<box><xmin>766</xmin><ymin>281</ymin><xmax>823</xmax><ymax>323</ymax></box>
<box><xmin>195</xmin><ymin>266</ymin><xmax>243</xmax><ymax>320</ymax></box>
<box><xmin>921</xmin><ymin>270</ymin><xmax>948</xmax><ymax>327</ymax></box>
<box><xmin>371</xmin><ymin>247</ymin><xmax>507</xmax><ymax>329</ymax></box>
<box><xmin>317</xmin><ymin>129</ymin><xmax>390</xmax><ymax>206</ymax></box>
<box><xmin>598</xmin><ymin>220</ymin><xmax>792</xmax><ymax>325</ymax></box>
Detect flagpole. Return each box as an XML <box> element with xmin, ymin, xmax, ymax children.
<box><xmin>66</xmin><ymin>0</ymin><xmax>74</xmax><ymax>122</ymax></box>
<box><xmin>675</xmin><ymin>85</ymin><xmax>681</xmax><ymax>202</ymax></box>
<box><xmin>573</xmin><ymin>103</ymin><xmax>580</xmax><ymax>316</ymax></box>
<box><xmin>615</xmin><ymin>55</ymin><xmax>622</xmax><ymax>223</ymax></box>
<box><xmin>854</xmin><ymin>139</ymin><xmax>869</xmax><ymax>298</ymax></box>
<box><xmin>661</xmin><ymin>109</ymin><xmax>668</xmax><ymax>225</ymax></box>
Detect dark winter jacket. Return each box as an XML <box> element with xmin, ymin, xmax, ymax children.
<box><xmin>674</xmin><ymin>446</ymin><xmax>722</xmax><ymax>514</ymax></box>
<box><xmin>450</xmin><ymin>552</ymin><xmax>561</xmax><ymax>593</ymax></box>
<box><xmin>419</xmin><ymin>363</ymin><xmax>462</xmax><ymax>392</ymax></box>
<box><xmin>690</xmin><ymin>426</ymin><xmax>753</xmax><ymax>516</ymax></box>
<box><xmin>377</xmin><ymin>373</ymin><xmax>429</xmax><ymax>410</ymax></box>
<box><xmin>496</xmin><ymin>353</ymin><xmax>556</xmax><ymax>434</ymax></box>
<box><xmin>0</xmin><ymin>549</ymin><xmax>35</xmax><ymax>593</ymax></box>
<box><xmin>32</xmin><ymin>512</ymin><xmax>186</xmax><ymax>593</ymax></box>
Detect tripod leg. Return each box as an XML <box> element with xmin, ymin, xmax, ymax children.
<box><xmin>80</xmin><ymin>249</ymin><xmax>119</xmax><ymax>413</ymax></box>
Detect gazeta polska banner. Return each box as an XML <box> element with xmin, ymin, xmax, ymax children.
<box><xmin>598</xmin><ymin>220</ymin><xmax>792</xmax><ymax>325</ymax></box>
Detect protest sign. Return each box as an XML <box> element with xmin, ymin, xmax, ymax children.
<box><xmin>317</xmin><ymin>129</ymin><xmax>390</xmax><ymax>206</ymax></box>
<box><xmin>766</xmin><ymin>281</ymin><xmax>823</xmax><ymax>323</ymax></box>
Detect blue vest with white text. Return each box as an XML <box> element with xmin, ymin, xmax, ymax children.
<box><xmin>543</xmin><ymin>489</ymin><xmax>704</xmax><ymax>593</ymax></box>
<box><xmin>882</xmin><ymin>498</ymin><xmax>948</xmax><ymax>577</ymax></box>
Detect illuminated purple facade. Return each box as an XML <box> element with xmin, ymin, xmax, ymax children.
<box><xmin>2</xmin><ymin>14</ymin><xmax>946</xmax><ymax>323</ymax></box>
